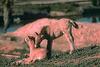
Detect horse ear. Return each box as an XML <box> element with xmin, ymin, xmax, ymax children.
<box><xmin>25</xmin><ymin>36</ymin><xmax>35</xmax><ymax>43</ymax></box>
<box><xmin>69</xmin><ymin>20</ymin><xmax>79</xmax><ymax>29</ymax></box>
<box><xmin>35</xmin><ymin>32</ymin><xmax>39</xmax><ymax>35</ymax></box>
<box><xmin>40</xmin><ymin>26</ymin><xmax>49</xmax><ymax>34</ymax></box>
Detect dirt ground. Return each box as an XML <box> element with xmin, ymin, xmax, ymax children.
<box><xmin>0</xmin><ymin>34</ymin><xmax>98</xmax><ymax>54</ymax></box>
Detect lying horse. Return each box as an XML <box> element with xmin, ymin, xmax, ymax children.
<box><xmin>15</xmin><ymin>36</ymin><xmax>47</xmax><ymax>64</ymax></box>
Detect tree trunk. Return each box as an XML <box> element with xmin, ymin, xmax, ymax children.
<box><xmin>2</xmin><ymin>0</ymin><xmax>13</xmax><ymax>32</ymax></box>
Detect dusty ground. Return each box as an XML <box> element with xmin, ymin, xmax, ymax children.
<box><xmin>0</xmin><ymin>34</ymin><xmax>98</xmax><ymax>54</ymax></box>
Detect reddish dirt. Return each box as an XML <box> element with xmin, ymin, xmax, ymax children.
<box><xmin>0</xmin><ymin>34</ymin><xmax>69</xmax><ymax>53</ymax></box>
<box><xmin>0</xmin><ymin>34</ymin><xmax>99</xmax><ymax>54</ymax></box>
<box><xmin>0</xmin><ymin>35</ymin><xmax>24</xmax><ymax>53</ymax></box>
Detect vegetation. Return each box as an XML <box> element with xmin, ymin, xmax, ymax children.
<box><xmin>91</xmin><ymin>0</ymin><xmax>100</xmax><ymax>6</ymax></box>
<box><xmin>0</xmin><ymin>45</ymin><xmax>100</xmax><ymax>67</ymax></box>
<box><xmin>0</xmin><ymin>0</ymin><xmax>82</xmax><ymax>28</ymax></box>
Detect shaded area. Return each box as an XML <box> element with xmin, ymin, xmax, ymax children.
<box><xmin>82</xmin><ymin>7</ymin><xmax>100</xmax><ymax>17</ymax></box>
